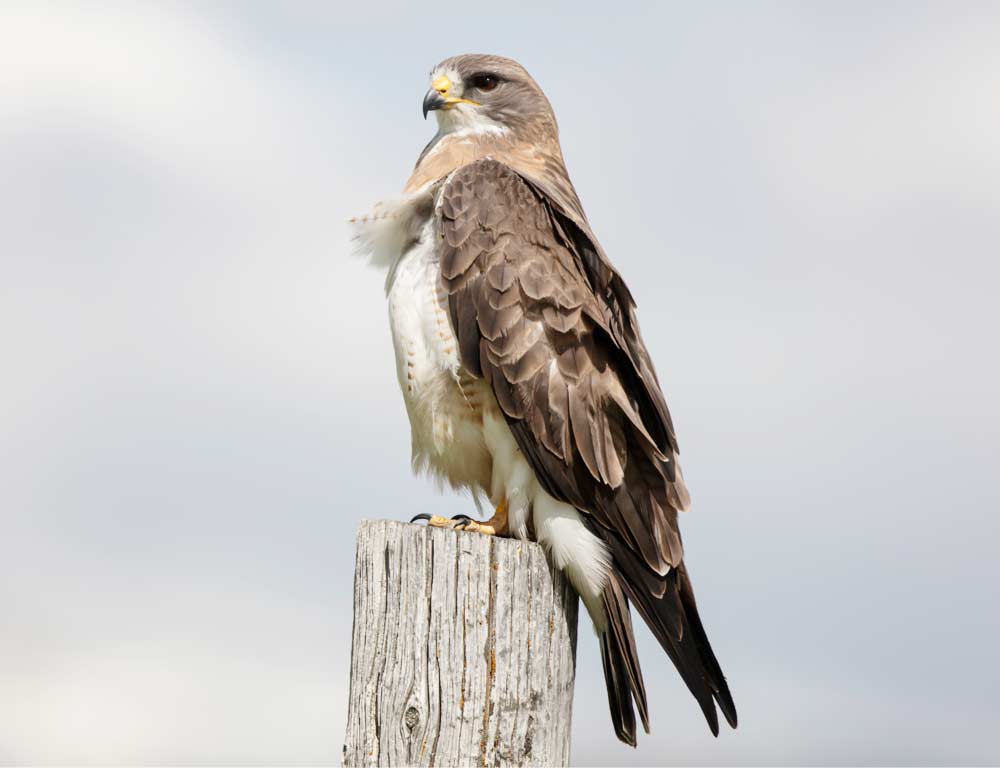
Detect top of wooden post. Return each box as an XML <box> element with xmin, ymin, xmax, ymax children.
<box><xmin>343</xmin><ymin>519</ymin><xmax>579</xmax><ymax>767</ymax></box>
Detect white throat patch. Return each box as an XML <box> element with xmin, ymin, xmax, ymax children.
<box><xmin>433</xmin><ymin>104</ymin><xmax>509</xmax><ymax>139</ymax></box>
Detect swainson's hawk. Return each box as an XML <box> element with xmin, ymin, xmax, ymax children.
<box><xmin>352</xmin><ymin>54</ymin><xmax>737</xmax><ymax>745</ymax></box>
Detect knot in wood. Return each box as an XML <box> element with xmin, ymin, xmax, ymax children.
<box><xmin>404</xmin><ymin>706</ymin><xmax>420</xmax><ymax>730</ymax></box>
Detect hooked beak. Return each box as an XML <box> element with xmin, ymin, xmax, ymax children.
<box><xmin>422</xmin><ymin>88</ymin><xmax>447</xmax><ymax>119</ymax></box>
<box><xmin>422</xmin><ymin>75</ymin><xmax>480</xmax><ymax>119</ymax></box>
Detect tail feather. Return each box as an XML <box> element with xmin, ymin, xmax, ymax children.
<box><xmin>593</xmin><ymin>524</ymin><xmax>737</xmax><ymax>740</ymax></box>
<box><xmin>599</xmin><ymin>572</ymin><xmax>649</xmax><ymax>745</ymax></box>
<box><xmin>600</xmin><ymin>629</ymin><xmax>637</xmax><ymax>746</ymax></box>
<box><xmin>677</xmin><ymin>563</ymin><xmax>738</xmax><ymax>728</ymax></box>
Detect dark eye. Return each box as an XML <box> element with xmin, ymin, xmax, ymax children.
<box><xmin>470</xmin><ymin>74</ymin><xmax>499</xmax><ymax>92</ymax></box>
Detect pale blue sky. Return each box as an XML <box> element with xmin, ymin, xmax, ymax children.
<box><xmin>2</xmin><ymin>2</ymin><xmax>999</xmax><ymax>765</ymax></box>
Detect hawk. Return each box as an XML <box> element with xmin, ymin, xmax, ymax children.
<box><xmin>352</xmin><ymin>54</ymin><xmax>737</xmax><ymax>745</ymax></box>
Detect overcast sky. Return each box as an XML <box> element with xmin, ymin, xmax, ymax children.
<box><xmin>2</xmin><ymin>2</ymin><xmax>999</xmax><ymax>765</ymax></box>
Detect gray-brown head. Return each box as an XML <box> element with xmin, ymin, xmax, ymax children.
<box><xmin>407</xmin><ymin>54</ymin><xmax>579</xmax><ymax>212</ymax></box>
<box><xmin>421</xmin><ymin>54</ymin><xmax>558</xmax><ymax>144</ymax></box>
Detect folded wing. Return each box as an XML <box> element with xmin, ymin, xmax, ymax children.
<box><xmin>438</xmin><ymin>158</ymin><xmax>736</xmax><ymax>742</ymax></box>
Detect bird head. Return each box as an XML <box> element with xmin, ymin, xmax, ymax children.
<box><xmin>421</xmin><ymin>54</ymin><xmax>558</xmax><ymax>142</ymax></box>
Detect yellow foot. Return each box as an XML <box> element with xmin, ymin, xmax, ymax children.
<box><xmin>411</xmin><ymin>499</ymin><xmax>509</xmax><ymax>537</ymax></box>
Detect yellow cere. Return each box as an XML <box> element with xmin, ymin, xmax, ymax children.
<box><xmin>431</xmin><ymin>74</ymin><xmax>480</xmax><ymax>108</ymax></box>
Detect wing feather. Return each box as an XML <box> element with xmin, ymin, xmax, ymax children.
<box><xmin>437</xmin><ymin>158</ymin><xmax>735</xmax><ymax>738</ymax></box>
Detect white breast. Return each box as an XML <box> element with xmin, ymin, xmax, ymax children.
<box><xmin>361</xmin><ymin>198</ymin><xmax>494</xmax><ymax>496</ymax></box>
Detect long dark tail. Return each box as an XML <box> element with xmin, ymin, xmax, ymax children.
<box><xmin>597</xmin><ymin>531</ymin><xmax>737</xmax><ymax>743</ymax></box>
<box><xmin>600</xmin><ymin>572</ymin><xmax>649</xmax><ymax>745</ymax></box>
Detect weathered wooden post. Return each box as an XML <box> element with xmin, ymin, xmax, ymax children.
<box><xmin>342</xmin><ymin>520</ymin><xmax>579</xmax><ymax>767</ymax></box>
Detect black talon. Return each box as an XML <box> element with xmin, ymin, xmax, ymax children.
<box><xmin>410</xmin><ymin>513</ymin><xmax>432</xmax><ymax>524</ymax></box>
<box><xmin>450</xmin><ymin>513</ymin><xmax>474</xmax><ymax>530</ymax></box>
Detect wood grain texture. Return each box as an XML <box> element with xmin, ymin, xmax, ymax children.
<box><xmin>342</xmin><ymin>520</ymin><xmax>579</xmax><ymax>767</ymax></box>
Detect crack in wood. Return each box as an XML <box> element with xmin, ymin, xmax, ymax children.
<box><xmin>479</xmin><ymin>537</ymin><xmax>498</xmax><ymax>767</ymax></box>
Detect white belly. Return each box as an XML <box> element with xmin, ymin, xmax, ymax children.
<box><xmin>386</xmin><ymin>218</ymin><xmax>494</xmax><ymax>495</ymax></box>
